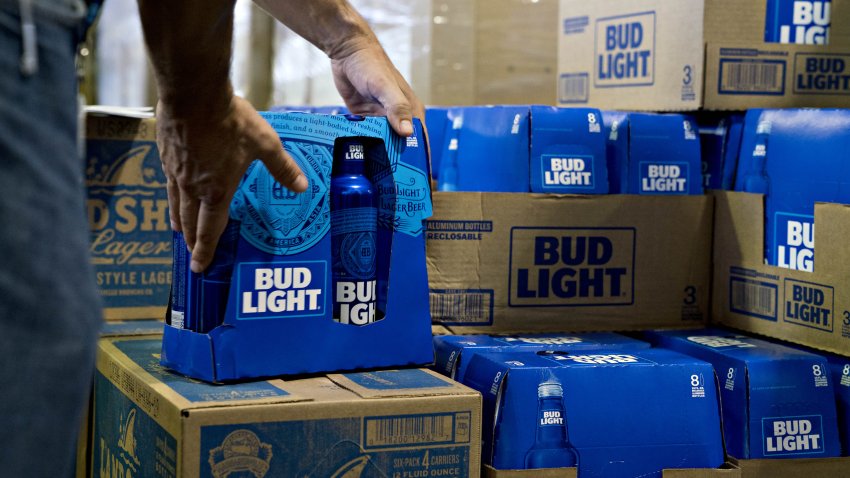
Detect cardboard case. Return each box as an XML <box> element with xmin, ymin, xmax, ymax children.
<box><xmin>89</xmin><ymin>337</ymin><xmax>482</xmax><ymax>478</ymax></box>
<box><xmin>85</xmin><ymin>112</ymin><xmax>171</xmax><ymax>320</ymax></box>
<box><xmin>645</xmin><ymin>328</ymin><xmax>842</xmax><ymax>460</ymax></box>
<box><xmin>462</xmin><ymin>349</ymin><xmax>726</xmax><ymax>477</ymax></box>
<box><xmin>557</xmin><ymin>0</ymin><xmax>850</xmax><ymax>110</ymax></box>
<box><xmin>427</xmin><ymin>192</ymin><xmax>712</xmax><ymax>333</ymax></box>
<box><xmin>713</xmin><ymin>191</ymin><xmax>850</xmax><ymax>356</ymax></box>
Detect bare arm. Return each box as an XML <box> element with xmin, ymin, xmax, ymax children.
<box><xmin>254</xmin><ymin>0</ymin><xmax>424</xmax><ymax>136</ymax></box>
<box><xmin>137</xmin><ymin>0</ymin><xmax>307</xmax><ymax>273</ymax></box>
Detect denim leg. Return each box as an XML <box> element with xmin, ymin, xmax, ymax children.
<box><xmin>0</xmin><ymin>6</ymin><xmax>101</xmax><ymax>477</ymax></box>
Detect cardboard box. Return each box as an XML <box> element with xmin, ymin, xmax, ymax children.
<box><xmin>729</xmin><ymin>456</ymin><xmax>850</xmax><ymax>477</ymax></box>
<box><xmin>462</xmin><ymin>349</ymin><xmax>726</xmax><ymax>477</ymax></box>
<box><xmin>433</xmin><ymin>332</ymin><xmax>650</xmax><ymax>381</ymax></box>
<box><xmin>75</xmin><ymin>320</ymin><xmax>165</xmax><ymax>478</ymax></box>
<box><xmin>645</xmin><ymin>328</ymin><xmax>842</xmax><ymax>460</ymax></box>
<box><xmin>557</xmin><ymin>0</ymin><xmax>850</xmax><ymax>110</ymax></box>
<box><xmin>85</xmin><ymin>112</ymin><xmax>171</xmax><ymax>320</ymax></box>
<box><xmin>88</xmin><ymin>337</ymin><xmax>482</xmax><ymax>477</ymax></box>
<box><xmin>163</xmin><ymin>113</ymin><xmax>434</xmax><ymax>382</ymax></box>
<box><xmin>712</xmin><ymin>190</ymin><xmax>850</xmax><ymax>356</ymax></box>
<box><xmin>427</xmin><ymin>192</ymin><xmax>713</xmax><ymax>333</ymax></box>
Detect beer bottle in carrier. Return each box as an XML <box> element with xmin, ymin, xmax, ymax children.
<box><xmin>525</xmin><ymin>380</ymin><xmax>580</xmax><ymax>469</ymax></box>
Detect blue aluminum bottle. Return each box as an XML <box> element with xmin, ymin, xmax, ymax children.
<box><xmin>331</xmin><ymin>139</ymin><xmax>378</xmax><ymax>326</ymax></box>
<box><xmin>525</xmin><ymin>380</ymin><xmax>580</xmax><ymax>469</ymax></box>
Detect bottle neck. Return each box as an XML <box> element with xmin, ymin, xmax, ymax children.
<box><xmin>535</xmin><ymin>396</ymin><xmax>570</xmax><ymax>445</ymax></box>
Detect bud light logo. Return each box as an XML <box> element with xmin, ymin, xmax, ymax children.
<box><xmin>762</xmin><ymin>416</ymin><xmax>825</xmax><ymax>456</ymax></box>
<box><xmin>774</xmin><ymin>213</ymin><xmax>814</xmax><ymax>272</ymax></box>
<box><xmin>640</xmin><ymin>162</ymin><xmax>689</xmax><ymax>194</ymax></box>
<box><xmin>784</xmin><ymin>279</ymin><xmax>834</xmax><ymax>332</ymax></box>
<box><xmin>765</xmin><ymin>0</ymin><xmax>831</xmax><ymax>45</ymax></box>
<box><xmin>499</xmin><ymin>336</ymin><xmax>586</xmax><ymax>346</ymax></box>
<box><xmin>550</xmin><ymin>354</ymin><xmax>651</xmax><ymax>365</ymax></box>
<box><xmin>237</xmin><ymin>261</ymin><xmax>327</xmax><ymax>319</ymax></box>
<box><xmin>794</xmin><ymin>53</ymin><xmax>850</xmax><ymax>94</ymax></box>
<box><xmin>509</xmin><ymin>227</ymin><xmax>635</xmax><ymax>307</ymax></box>
<box><xmin>686</xmin><ymin>335</ymin><xmax>757</xmax><ymax>349</ymax></box>
<box><xmin>595</xmin><ymin>12</ymin><xmax>655</xmax><ymax>87</ymax></box>
<box><xmin>541</xmin><ymin>155</ymin><xmax>594</xmax><ymax>189</ymax></box>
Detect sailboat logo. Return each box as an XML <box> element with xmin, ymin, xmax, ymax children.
<box><xmin>118</xmin><ymin>408</ymin><xmax>140</xmax><ymax>467</ymax></box>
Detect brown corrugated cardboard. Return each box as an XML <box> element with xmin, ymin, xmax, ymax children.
<box><xmin>87</xmin><ymin>337</ymin><xmax>482</xmax><ymax>477</ymax></box>
<box><xmin>427</xmin><ymin>192</ymin><xmax>712</xmax><ymax>333</ymax></box>
<box><xmin>483</xmin><ymin>464</ymin><xmax>740</xmax><ymax>477</ymax></box>
<box><xmin>557</xmin><ymin>0</ymin><xmax>850</xmax><ymax>110</ymax></box>
<box><xmin>712</xmin><ymin>191</ymin><xmax>850</xmax><ymax>356</ymax></box>
<box><xmin>729</xmin><ymin>456</ymin><xmax>850</xmax><ymax>477</ymax></box>
<box><xmin>85</xmin><ymin>112</ymin><xmax>170</xmax><ymax>320</ymax></box>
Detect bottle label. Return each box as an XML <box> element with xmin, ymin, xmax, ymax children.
<box><xmin>332</xmin><ymin>207</ymin><xmax>378</xmax><ymax>280</ymax></box>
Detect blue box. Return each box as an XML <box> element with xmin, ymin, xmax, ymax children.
<box><xmin>826</xmin><ymin>353</ymin><xmax>850</xmax><ymax>456</ymax></box>
<box><xmin>433</xmin><ymin>332</ymin><xmax>649</xmax><ymax>381</ymax></box>
<box><xmin>696</xmin><ymin>112</ymin><xmax>744</xmax><ymax>191</ymax></box>
<box><xmin>162</xmin><ymin>113</ymin><xmax>434</xmax><ymax>381</ymax></box>
<box><xmin>734</xmin><ymin>108</ymin><xmax>850</xmax><ymax>272</ymax></box>
<box><xmin>425</xmin><ymin>107</ymin><xmax>450</xmax><ymax>182</ymax></box>
<box><xmin>462</xmin><ymin>348</ymin><xmax>725</xmax><ymax>477</ymax></box>
<box><xmin>435</xmin><ymin>106</ymin><xmax>609</xmax><ymax>194</ymax></box>
<box><xmin>601</xmin><ymin>111</ymin><xmax>630</xmax><ymax>194</ymax></box>
<box><xmin>644</xmin><ymin>328</ymin><xmax>842</xmax><ymax>459</ymax></box>
<box><xmin>627</xmin><ymin>113</ymin><xmax>704</xmax><ymax>195</ymax></box>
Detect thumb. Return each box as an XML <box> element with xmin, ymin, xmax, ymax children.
<box><xmin>256</xmin><ymin>125</ymin><xmax>308</xmax><ymax>193</ymax></box>
<box><xmin>375</xmin><ymin>79</ymin><xmax>415</xmax><ymax>137</ymax></box>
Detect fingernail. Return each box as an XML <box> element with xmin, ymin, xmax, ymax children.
<box><xmin>400</xmin><ymin>120</ymin><xmax>414</xmax><ymax>136</ymax></box>
<box><xmin>293</xmin><ymin>174</ymin><xmax>309</xmax><ymax>192</ymax></box>
<box><xmin>190</xmin><ymin>260</ymin><xmax>203</xmax><ymax>274</ymax></box>
<box><xmin>170</xmin><ymin>220</ymin><xmax>179</xmax><ymax>231</ymax></box>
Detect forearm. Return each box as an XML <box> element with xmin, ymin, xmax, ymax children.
<box><xmin>253</xmin><ymin>0</ymin><xmax>376</xmax><ymax>59</ymax></box>
<box><xmin>137</xmin><ymin>0</ymin><xmax>236</xmax><ymax>116</ymax></box>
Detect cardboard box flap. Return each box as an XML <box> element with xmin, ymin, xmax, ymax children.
<box><xmin>328</xmin><ymin>369</ymin><xmax>478</xmax><ymax>399</ymax></box>
<box><xmin>100</xmin><ymin>319</ymin><xmax>165</xmax><ymax>338</ymax></box>
<box><xmin>729</xmin><ymin>456</ymin><xmax>850</xmax><ymax>476</ymax></box>
<box><xmin>100</xmin><ymin>338</ymin><xmax>308</xmax><ymax>413</ymax></box>
<box><xmin>483</xmin><ymin>464</ymin><xmax>577</xmax><ymax>477</ymax></box>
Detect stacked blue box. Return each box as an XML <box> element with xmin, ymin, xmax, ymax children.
<box><xmin>627</xmin><ymin>113</ymin><xmax>704</xmax><ymax>195</ymax></box>
<box><xmin>645</xmin><ymin>328</ymin><xmax>842</xmax><ymax>459</ymax></box>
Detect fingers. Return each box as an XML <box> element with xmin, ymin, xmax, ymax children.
<box><xmin>166</xmin><ymin>176</ymin><xmax>181</xmax><ymax>232</ymax></box>
<box><xmin>189</xmin><ymin>200</ymin><xmax>231</xmax><ymax>273</ymax></box>
<box><xmin>256</xmin><ymin>122</ymin><xmax>308</xmax><ymax>193</ymax></box>
<box><xmin>374</xmin><ymin>77</ymin><xmax>415</xmax><ymax>137</ymax></box>
<box><xmin>179</xmin><ymin>190</ymin><xmax>200</xmax><ymax>252</ymax></box>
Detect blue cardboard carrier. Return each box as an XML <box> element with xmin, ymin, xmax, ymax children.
<box><xmin>734</xmin><ymin>108</ymin><xmax>850</xmax><ymax>272</ymax></box>
<box><xmin>433</xmin><ymin>332</ymin><xmax>649</xmax><ymax>382</ymax></box>
<box><xmin>435</xmin><ymin>105</ymin><xmax>609</xmax><ymax>194</ymax></box>
<box><xmin>462</xmin><ymin>348</ymin><xmax>726</xmax><ymax>477</ymax></box>
<box><xmin>645</xmin><ymin>328</ymin><xmax>842</xmax><ymax>459</ymax></box>
<box><xmin>627</xmin><ymin>113</ymin><xmax>704</xmax><ymax>195</ymax></box>
<box><xmin>162</xmin><ymin>113</ymin><xmax>434</xmax><ymax>382</ymax></box>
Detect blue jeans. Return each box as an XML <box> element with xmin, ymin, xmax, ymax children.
<box><xmin>0</xmin><ymin>3</ymin><xmax>102</xmax><ymax>476</ymax></box>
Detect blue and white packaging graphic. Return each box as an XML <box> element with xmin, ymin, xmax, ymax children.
<box><xmin>697</xmin><ymin>113</ymin><xmax>744</xmax><ymax>191</ymax></box>
<box><xmin>330</xmin><ymin>139</ymin><xmax>378</xmax><ymax>326</ymax></box>
<box><xmin>644</xmin><ymin>328</ymin><xmax>842</xmax><ymax>459</ymax></box>
<box><xmin>462</xmin><ymin>348</ymin><xmax>725</xmax><ymax>476</ymax></box>
<box><xmin>734</xmin><ymin>108</ymin><xmax>850</xmax><ymax>271</ymax></box>
<box><xmin>826</xmin><ymin>353</ymin><xmax>850</xmax><ymax>456</ymax></box>
<box><xmin>765</xmin><ymin>0</ymin><xmax>832</xmax><ymax>45</ymax></box>
<box><xmin>602</xmin><ymin>111</ymin><xmax>630</xmax><ymax>194</ymax></box>
<box><xmin>435</xmin><ymin>106</ymin><xmax>609</xmax><ymax>194</ymax></box>
<box><xmin>627</xmin><ymin>113</ymin><xmax>704</xmax><ymax>195</ymax></box>
<box><xmin>432</xmin><ymin>332</ymin><xmax>649</xmax><ymax>381</ymax></box>
<box><xmin>163</xmin><ymin>112</ymin><xmax>434</xmax><ymax>381</ymax></box>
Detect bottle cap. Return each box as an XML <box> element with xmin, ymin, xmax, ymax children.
<box><xmin>538</xmin><ymin>380</ymin><xmax>563</xmax><ymax>398</ymax></box>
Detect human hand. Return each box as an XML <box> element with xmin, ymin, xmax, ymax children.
<box><xmin>156</xmin><ymin>95</ymin><xmax>308</xmax><ymax>273</ymax></box>
<box><xmin>330</xmin><ymin>39</ymin><xmax>425</xmax><ymax>138</ymax></box>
